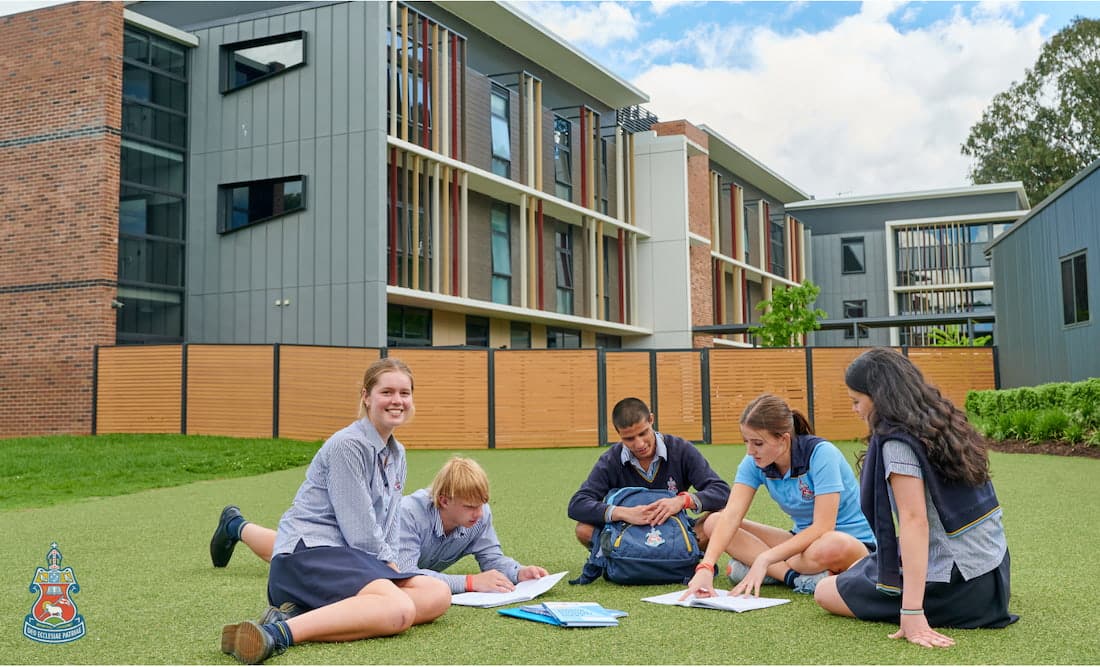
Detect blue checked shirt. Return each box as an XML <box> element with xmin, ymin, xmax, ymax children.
<box><xmin>396</xmin><ymin>488</ymin><xmax>521</xmax><ymax>593</ymax></box>
<box><xmin>273</xmin><ymin>418</ymin><xmax>406</xmax><ymax>564</ymax></box>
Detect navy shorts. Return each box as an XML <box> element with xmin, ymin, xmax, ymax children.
<box><xmin>268</xmin><ymin>539</ymin><xmax>416</xmax><ymax>612</ymax></box>
<box><xmin>835</xmin><ymin>549</ymin><xmax>1018</xmax><ymax>629</ymax></box>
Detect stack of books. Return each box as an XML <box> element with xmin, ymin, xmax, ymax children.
<box><xmin>498</xmin><ymin>601</ymin><xmax>627</xmax><ymax>627</ymax></box>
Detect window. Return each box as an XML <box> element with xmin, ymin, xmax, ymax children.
<box><xmin>768</xmin><ymin>218</ymin><xmax>785</xmax><ymax>277</ymax></box>
<box><xmin>555</xmin><ymin>225</ymin><xmax>574</xmax><ymax>315</ymax></box>
<box><xmin>595</xmin><ymin>334</ymin><xmax>621</xmax><ymax>349</ymax></box>
<box><xmin>554</xmin><ymin>115</ymin><xmax>572</xmax><ymax>201</ymax></box>
<box><xmin>388</xmin><ymin>304</ymin><xmax>432</xmax><ymax>347</ymax></box>
<box><xmin>222</xmin><ymin>31</ymin><xmax>306</xmax><ymax>93</ymax></box>
<box><xmin>118</xmin><ymin>26</ymin><xmax>188</xmax><ymax>345</ymax></box>
<box><xmin>547</xmin><ymin>327</ymin><xmax>580</xmax><ymax>349</ymax></box>
<box><xmin>466</xmin><ymin>316</ymin><xmax>489</xmax><ymax>347</ymax></box>
<box><xmin>1061</xmin><ymin>252</ymin><xmax>1090</xmax><ymax>326</ymax></box>
<box><xmin>491</xmin><ymin>204</ymin><xmax>511</xmax><ymax>305</ymax></box>
<box><xmin>842</xmin><ymin>237</ymin><xmax>865</xmax><ymax>274</ymax></box>
<box><xmin>842</xmin><ymin>299</ymin><xmax>868</xmax><ymax>339</ymax></box>
<box><xmin>510</xmin><ymin>322</ymin><xmax>531</xmax><ymax>349</ymax></box>
<box><xmin>490</xmin><ymin>84</ymin><xmax>511</xmax><ymax>178</ymax></box>
<box><xmin>218</xmin><ymin>176</ymin><xmax>305</xmax><ymax>233</ymax></box>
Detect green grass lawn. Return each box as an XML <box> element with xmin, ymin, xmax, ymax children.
<box><xmin>0</xmin><ymin>438</ymin><xmax>1097</xmax><ymax>664</ymax></box>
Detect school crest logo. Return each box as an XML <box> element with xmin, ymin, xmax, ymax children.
<box><xmin>798</xmin><ymin>478</ymin><xmax>815</xmax><ymax>501</ymax></box>
<box><xmin>666</xmin><ymin>478</ymin><xmax>678</xmax><ymax>493</ymax></box>
<box><xmin>23</xmin><ymin>543</ymin><xmax>86</xmax><ymax>644</ymax></box>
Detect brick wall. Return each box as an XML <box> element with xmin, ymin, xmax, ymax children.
<box><xmin>0</xmin><ymin>1</ymin><xmax>123</xmax><ymax>436</ymax></box>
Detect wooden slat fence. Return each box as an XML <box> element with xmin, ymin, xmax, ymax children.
<box><xmin>94</xmin><ymin>344</ymin><xmax>998</xmax><ymax>446</ymax></box>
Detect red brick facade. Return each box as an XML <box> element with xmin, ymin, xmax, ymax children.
<box><xmin>0</xmin><ymin>2</ymin><xmax>123</xmax><ymax>436</ymax></box>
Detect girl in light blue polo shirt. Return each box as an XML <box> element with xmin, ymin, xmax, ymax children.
<box><xmin>687</xmin><ymin>393</ymin><xmax>874</xmax><ymax>598</ymax></box>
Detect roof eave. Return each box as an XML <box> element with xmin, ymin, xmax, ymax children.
<box><xmin>436</xmin><ymin>0</ymin><xmax>648</xmax><ymax>109</ymax></box>
<box><xmin>699</xmin><ymin>124</ymin><xmax>809</xmax><ymax>204</ymax></box>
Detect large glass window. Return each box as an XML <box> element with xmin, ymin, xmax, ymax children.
<box><xmin>118</xmin><ymin>27</ymin><xmax>188</xmax><ymax>344</ymax></box>
<box><xmin>555</xmin><ymin>225</ymin><xmax>574</xmax><ymax>315</ymax></box>
<box><xmin>595</xmin><ymin>334</ymin><xmax>621</xmax><ymax>349</ymax></box>
<box><xmin>768</xmin><ymin>217</ymin><xmax>785</xmax><ymax>277</ymax></box>
<box><xmin>218</xmin><ymin>176</ymin><xmax>305</xmax><ymax>233</ymax></box>
<box><xmin>222</xmin><ymin>31</ymin><xmax>306</xmax><ymax>93</ymax></box>
<box><xmin>1061</xmin><ymin>252</ymin><xmax>1090</xmax><ymax>326</ymax></box>
<box><xmin>388</xmin><ymin>304</ymin><xmax>432</xmax><ymax>346</ymax></box>
<box><xmin>547</xmin><ymin>327</ymin><xmax>581</xmax><ymax>349</ymax></box>
<box><xmin>554</xmin><ymin>115</ymin><xmax>572</xmax><ymax>201</ymax></box>
<box><xmin>842</xmin><ymin>299</ymin><xmax>868</xmax><ymax>339</ymax></box>
<box><xmin>491</xmin><ymin>204</ymin><xmax>511</xmax><ymax>304</ymax></box>
<box><xmin>490</xmin><ymin>84</ymin><xmax>511</xmax><ymax>178</ymax></box>
<box><xmin>842</xmin><ymin>237</ymin><xmax>865</xmax><ymax>274</ymax></box>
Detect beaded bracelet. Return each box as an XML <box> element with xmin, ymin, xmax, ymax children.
<box><xmin>899</xmin><ymin>608</ymin><xmax>925</xmax><ymax>616</ymax></box>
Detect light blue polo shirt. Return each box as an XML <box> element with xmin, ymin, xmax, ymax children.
<box><xmin>734</xmin><ymin>438</ymin><xmax>874</xmax><ymax>545</ymax></box>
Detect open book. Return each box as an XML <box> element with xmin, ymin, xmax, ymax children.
<box><xmin>450</xmin><ymin>571</ymin><xmax>568</xmax><ymax>607</ymax></box>
<box><xmin>642</xmin><ymin>589</ymin><xmax>790</xmax><ymax>613</ymax></box>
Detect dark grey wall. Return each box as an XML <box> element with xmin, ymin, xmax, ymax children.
<box><xmin>991</xmin><ymin>166</ymin><xmax>1100</xmax><ymax>387</ymax></box>
<box><xmin>184</xmin><ymin>1</ymin><xmax>389</xmax><ymax>346</ymax></box>
<box><xmin>795</xmin><ymin>191</ymin><xmax>1023</xmax><ymax>236</ymax></box>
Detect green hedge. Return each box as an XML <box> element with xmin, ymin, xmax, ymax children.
<box><xmin>966</xmin><ymin>377</ymin><xmax>1100</xmax><ymax>445</ymax></box>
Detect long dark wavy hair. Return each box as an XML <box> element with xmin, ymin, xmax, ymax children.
<box><xmin>845</xmin><ymin>347</ymin><xmax>990</xmax><ymax>486</ymax></box>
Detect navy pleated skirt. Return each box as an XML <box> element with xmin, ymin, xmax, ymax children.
<box><xmin>268</xmin><ymin>539</ymin><xmax>416</xmax><ymax>612</ymax></box>
<box><xmin>836</xmin><ymin>550</ymin><xmax>1018</xmax><ymax>629</ymax></box>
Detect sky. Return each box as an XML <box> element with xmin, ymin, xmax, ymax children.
<box><xmin>507</xmin><ymin>0</ymin><xmax>1100</xmax><ymax>200</ymax></box>
<box><xmin>3</xmin><ymin>0</ymin><xmax>1097</xmax><ymax>200</ymax></box>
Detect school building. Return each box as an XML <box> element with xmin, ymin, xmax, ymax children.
<box><xmin>0</xmin><ymin>0</ymin><xmax>818</xmax><ymax>436</ymax></box>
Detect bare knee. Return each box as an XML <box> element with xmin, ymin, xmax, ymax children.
<box><xmin>813</xmin><ymin>575</ymin><xmax>854</xmax><ymax>617</ymax></box>
<box><xmin>362</xmin><ymin>581</ymin><xmax>417</xmax><ymax>635</ymax></box>
<box><xmin>416</xmin><ymin>577</ymin><xmax>451</xmax><ymax>622</ymax></box>
<box><xmin>575</xmin><ymin>523</ymin><xmax>595</xmax><ymax>548</ymax></box>
<box><xmin>808</xmin><ymin>532</ymin><xmax>865</xmax><ymax>572</ymax></box>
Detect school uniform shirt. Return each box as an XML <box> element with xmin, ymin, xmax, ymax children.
<box><xmin>272</xmin><ymin>418</ymin><xmax>406</xmax><ymax>564</ymax></box>
<box><xmin>395</xmin><ymin>488</ymin><xmax>521</xmax><ymax>593</ymax></box>
<box><xmin>567</xmin><ymin>432</ymin><xmax>730</xmax><ymax>526</ymax></box>
<box><xmin>734</xmin><ymin>435</ymin><xmax>875</xmax><ymax>545</ymax></box>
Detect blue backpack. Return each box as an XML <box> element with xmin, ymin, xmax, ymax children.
<box><xmin>569</xmin><ymin>487</ymin><xmax>703</xmax><ymax>585</ymax></box>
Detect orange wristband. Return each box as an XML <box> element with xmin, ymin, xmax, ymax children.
<box><xmin>677</xmin><ymin>492</ymin><xmax>694</xmax><ymax>510</ymax></box>
<box><xmin>465</xmin><ymin>574</ymin><xmax>474</xmax><ymax>592</ymax></box>
<box><xmin>695</xmin><ymin>562</ymin><xmax>714</xmax><ymax>573</ymax></box>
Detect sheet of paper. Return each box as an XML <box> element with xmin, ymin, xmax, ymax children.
<box><xmin>450</xmin><ymin>570</ymin><xmax>568</xmax><ymax>607</ymax></box>
<box><xmin>641</xmin><ymin>588</ymin><xmax>790</xmax><ymax>612</ymax></box>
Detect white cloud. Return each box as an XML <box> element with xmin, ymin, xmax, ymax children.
<box><xmin>633</xmin><ymin>3</ymin><xmax>1048</xmax><ymax>198</ymax></box>
<box><xmin>511</xmin><ymin>1</ymin><xmax>641</xmax><ymax>48</ymax></box>
<box><xmin>649</xmin><ymin>0</ymin><xmax>705</xmax><ymax>16</ymax></box>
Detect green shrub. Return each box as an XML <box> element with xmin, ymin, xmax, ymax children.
<box><xmin>1064</xmin><ymin>423</ymin><xmax>1086</xmax><ymax>443</ymax></box>
<box><xmin>1031</xmin><ymin>409</ymin><xmax>1070</xmax><ymax>441</ymax></box>
<box><xmin>1008</xmin><ymin>410</ymin><xmax>1037</xmax><ymax>440</ymax></box>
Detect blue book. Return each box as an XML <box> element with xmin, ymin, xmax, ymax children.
<box><xmin>540</xmin><ymin>602</ymin><xmax>621</xmax><ymax>627</ymax></box>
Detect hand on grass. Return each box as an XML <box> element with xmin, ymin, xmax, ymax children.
<box><xmin>890</xmin><ymin>614</ymin><xmax>955</xmax><ymax>648</ymax></box>
<box><xmin>730</xmin><ymin>557</ymin><xmax>770</xmax><ymax>598</ymax></box>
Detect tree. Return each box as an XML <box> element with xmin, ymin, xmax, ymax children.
<box><xmin>926</xmin><ymin>324</ymin><xmax>992</xmax><ymax>347</ymax></box>
<box><xmin>961</xmin><ymin>17</ymin><xmax>1100</xmax><ymax>204</ymax></box>
<box><xmin>748</xmin><ymin>281</ymin><xmax>826</xmax><ymax>347</ymax></box>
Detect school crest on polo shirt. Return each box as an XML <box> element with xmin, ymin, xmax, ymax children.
<box><xmin>798</xmin><ymin>477</ymin><xmax>814</xmax><ymax>501</ymax></box>
<box><xmin>666</xmin><ymin>478</ymin><xmax>678</xmax><ymax>493</ymax></box>
<box><xmin>23</xmin><ymin>543</ymin><xmax>86</xmax><ymax>644</ymax></box>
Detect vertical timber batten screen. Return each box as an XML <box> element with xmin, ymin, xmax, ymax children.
<box><xmin>93</xmin><ymin>345</ymin><xmax>997</xmax><ymax>445</ymax></box>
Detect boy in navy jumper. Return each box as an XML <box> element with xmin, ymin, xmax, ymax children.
<box><xmin>567</xmin><ymin>397</ymin><xmax>730</xmax><ymax>549</ymax></box>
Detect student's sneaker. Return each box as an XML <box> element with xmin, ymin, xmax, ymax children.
<box><xmin>790</xmin><ymin>570</ymin><xmax>829</xmax><ymax>594</ymax></box>
<box><xmin>221</xmin><ymin>621</ymin><xmax>286</xmax><ymax>665</ymax></box>
<box><xmin>210</xmin><ymin>505</ymin><xmax>243</xmax><ymax>568</ymax></box>
<box><xmin>726</xmin><ymin>560</ymin><xmax>780</xmax><ymax>586</ymax></box>
<box><xmin>259</xmin><ymin>602</ymin><xmax>300</xmax><ymax>625</ymax></box>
